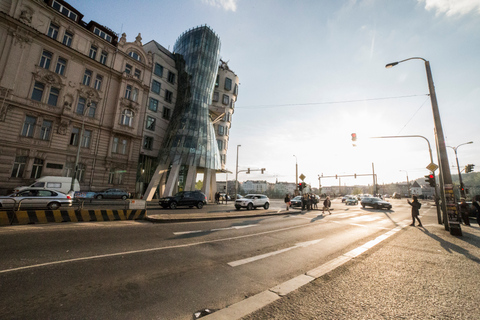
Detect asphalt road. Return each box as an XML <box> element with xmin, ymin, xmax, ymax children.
<box><xmin>0</xmin><ymin>198</ymin><xmax>415</xmax><ymax>319</ymax></box>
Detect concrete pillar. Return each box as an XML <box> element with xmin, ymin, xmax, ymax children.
<box><xmin>185</xmin><ymin>165</ymin><xmax>197</xmax><ymax>191</ymax></box>
<box><xmin>164</xmin><ymin>164</ymin><xmax>181</xmax><ymax>196</ymax></box>
<box><xmin>142</xmin><ymin>163</ymin><xmax>169</xmax><ymax>201</ymax></box>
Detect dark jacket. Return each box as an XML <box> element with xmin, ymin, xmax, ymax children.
<box><xmin>408</xmin><ymin>199</ymin><xmax>421</xmax><ymax>215</ymax></box>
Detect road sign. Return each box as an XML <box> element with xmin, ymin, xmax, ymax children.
<box><xmin>426</xmin><ymin>163</ymin><xmax>438</xmax><ymax>172</ymax></box>
<box><xmin>299</xmin><ymin>174</ymin><xmax>306</xmax><ymax>181</ymax></box>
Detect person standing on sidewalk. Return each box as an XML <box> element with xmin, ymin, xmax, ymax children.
<box><xmin>284</xmin><ymin>194</ymin><xmax>291</xmax><ymax>211</ymax></box>
<box><xmin>472</xmin><ymin>195</ymin><xmax>480</xmax><ymax>227</ymax></box>
<box><xmin>407</xmin><ymin>195</ymin><xmax>422</xmax><ymax>227</ymax></box>
<box><xmin>458</xmin><ymin>198</ymin><xmax>471</xmax><ymax>226</ymax></box>
<box><xmin>323</xmin><ymin>196</ymin><xmax>331</xmax><ymax>214</ymax></box>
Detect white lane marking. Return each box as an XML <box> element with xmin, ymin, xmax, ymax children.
<box><xmin>0</xmin><ymin>223</ymin><xmax>314</xmax><ymax>274</ymax></box>
<box><xmin>173</xmin><ymin>224</ymin><xmax>258</xmax><ymax>235</ymax></box>
<box><xmin>228</xmin><ymin>239</ymin><xmax>323</xmax><ymax>267</ymax></box>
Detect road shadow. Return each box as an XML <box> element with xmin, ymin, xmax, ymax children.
<box><xmin>419</xmin><ymin>227</ymin><xmax>480</xmax><ymax>264</ymax></box>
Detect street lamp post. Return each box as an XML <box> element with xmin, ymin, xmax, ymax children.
<box><xmin>70</xmin><ymin>101</ymin><xmax>91</xmax><ymax>193</ymax></box>
<box><xmin>447</xmin><ymin>141</ymin><xmax>473</xmax><ymax>199</ymax></box>
<box><xmin>235</xmin><ymin>145</ymin><xmax>241</xmax><ymax>200</ymax></box>
<box><xmin>386</xmin><ymin>57</ymin><xmax>461</xmax><ymax>235</ymax></box>
<box><xmin>293</xmin><ymin>155</ymin><xmax>298</xmax><ymax>194</ymax></box>
<box><xmin>400</xmin><ymin>170</ymin><xmax>410</xmax><ymax>197</ymax></box>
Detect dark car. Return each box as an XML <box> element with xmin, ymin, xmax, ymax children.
<box><xmin>290</xmin><ymin>196</ymin><xmax>302</xmax><ymax>207</ymax></box>
<box><xmin>0</xmin><ymin>188</ymin><xmax>73</xmax><ymax>210</ymax></box>
<box><xmin>361</xmin><ymin>197</ymin><xmax>392</xmax><ymax>210</ymax></box>
<box><xmin>94</xmin><ymin>188</ymin><xmax>130</xmax><ymax>200</ymax></box>
<box><xmin>159</xmin><ymin>191</ymin><xmax>207</xmax><ymax>209</ymax></box>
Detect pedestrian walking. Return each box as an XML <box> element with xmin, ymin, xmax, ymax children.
<box><xmin>459</xmin><ymin>198</ymin><xmax>471</xmax><ymax>226</ymax></box>
<box><xmin>472</xmin><ymin>195</ymin><xmax>480</xmax><ymax>227</ymax></box>
<box><xmin>312</xmin><ymin>194</ymin><xmax>318</xmax><ymax>209</ymax></box>
<box><xmin>407</xmin><ymin>195</ymin><xmax>422</xmax><ymax>227</ymax></box>
<box><xmin>284</xmin><ymin>194</ymin><xmax>291</xmax><ymax>211</ymax></box>
<box><xmin>307</xmin><ymin>194</ymin><xmax>312</xmax><ymax>210</ymax></box>
<box><xmin>215</xmin><ymin>192</ymin><xmax>220</xmax><ymax>204</ymax></box>
<box><xmin>323</xmin><ymin>196</ymin><xmax>331</xmax><ymax>214</ymax></box>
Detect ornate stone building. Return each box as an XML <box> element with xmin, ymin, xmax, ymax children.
<box><xmin>0</xmin><ymin>0</ymin><xmax>151</xmax><ymax>194</ymax></box>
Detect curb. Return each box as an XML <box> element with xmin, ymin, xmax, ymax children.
<box><xmin>0</xmin><ymin>209</ymin><xmax>146</xmax><ymax>226</ymax></box>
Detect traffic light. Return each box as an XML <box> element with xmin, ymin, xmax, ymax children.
<box><xmin>298</xmin><ymin>182</ymin><xmax>303</xmax><ymax>191</ymax></box>
<box><xmin>425</xmin><ymin>173</ymin><xmax>435</xmax><ymax>187</ymax></box>
<box><xmin>261</xmin><ymin>168</ymin><xmax>265</xmax><ymax>174</ymax></box>
<box><xmin>465</xmin><ymin>164</ymin><xmax>475</xmax><ymax>173</ymax></box>
<box><xmin>351</xmin><ymin>133</ymin><xmax>357</xmax><ymax>141</ymax></box>
<box><xmin>247</xmin><ymin>168</ymin><xmax>250</xmax><ymax>174</ymax></box>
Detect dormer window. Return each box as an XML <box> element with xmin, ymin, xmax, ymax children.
<box><xmin>93</xmin><ymin>27</ymin><xmax>112</xmax><ymax>43</ymax></box>
<box><xmin>52</xmin><ymin>0</ymin><xmax>78</xmax><ymax>21</ymax></box>
<box><xmin>128</xmin><ymin>51</ymin><xmax>141</xmax><ymax>62</ymax></box>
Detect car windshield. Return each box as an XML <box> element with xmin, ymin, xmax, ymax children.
<box><xmin>293</xmin><ymin>196</ymin><xmax>302</xmax><ymax>200</ymax></box>
<box><xmin>244</xmin><ymin>195</ymin><xmax>256</xmax><ymax>199</ymax></box>
<box><xmin>174</xmin><ymin>192</ymin><xmax>185</xmax><ymax>197</ymax></box>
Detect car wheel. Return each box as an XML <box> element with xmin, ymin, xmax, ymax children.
<box><xmin>264</xmin><ymin>202</ymin><xmax>270</xmax><ymax>209</ymax></box>
<box><xmin>121</xmin><ymin>195</ymin><xmax>127</xmax><ymax>200</ymax></box>
<box><xmin>247</xmin><ymin>203</ymin><xmax>253</xmax><ymax>210</ymax></box>
<box><xmin>236</xmin><ymin>207</ymin><xmax>241</xmax><ymax>211</ymax></box>
<box><xmin>48</xmin><ymin>202</ymin><xmax>60</xmax><ymax>210</ymax></box>
<box><xmin>96</xmin><ymin>195</ymin><xmax>103</xmax><ymax>200</ymax></box>
<box><xmin>374</xmin><ymin>204</ymin><xmax>379</xmax><ymax>209</ymax></box>
<box><xmin>169</xmin><ymin>202</ymin><xmax>177</xmax><ymax>209</ymax></box>
<box><xmin>362</xmin><ymin>204</ymin><xmax>365</xmax><ymax>208</ymax></box>
<box><xmin>196</xmin><ymin>202</ymin><xmax>204</xmax><ymax>209</ymax></box>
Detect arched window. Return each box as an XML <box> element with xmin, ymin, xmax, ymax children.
<box><xmin>121</xmin><ymin>109</ymin><xmax>133</xmax><ymax>126</ymax></box>
<box><xmin>128</xmin><ymin>51</ymin><xmax>141</xmax><ymax>62</ymax></box>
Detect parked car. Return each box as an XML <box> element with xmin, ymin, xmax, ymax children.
<box><xmin>361</xmin><ymin>197</ymin><xmax>392</xmax><ymax>210</ymax></box>
<box><xmin>159</xmin><ymin>191</ymin><xmax>207</xmax><ymax>209</ymax></box>
<box><xmin>345</xmin><ymin>196</ymin><xmax>358</xmax><ymax>205</ymax></box>
<box><xmin>392</xmin><ymin>192</ymin><xmax>402</xmax><ymax>199</ymax></box>
<box><xmin>0</xmin><ymin>188</ymin><xmax>73</xmax><ymax>210</ymax></box>
<box><xmin>290</xmin><ymin>196</ymin><xmax>302</xmax><ymax>207</ymax></box>
<box><xmin>94</xmin><ymin>189</ymin><xmax>130</xmax><ymax>200</ymax></box>
<box><xmin>235</xmin><ymin>194</ymin><xmax>270</xmax><ymax>210</ymax></box>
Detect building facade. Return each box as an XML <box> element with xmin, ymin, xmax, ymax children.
<box><xmin>143</xmin><ymin>26</ymin><xmax>224</xmax><ymax>201</ymax></box>
<box><xmin>0</xmin><ymin>0</ymin><xmax>151</xmax><ymax>195</ymax></box>
<box><xmin>0</xmin><ymin>1</ymin><xmax>239</xmax><ymax>199</ymax></box>
<box><xmin>209</xmin><ymin>59</ymin><xmax>239</xmax><ymax>171</ymax></box>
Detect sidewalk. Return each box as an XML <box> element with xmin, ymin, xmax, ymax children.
<box><xmin>206</xmin><ymin>210</ymin><xmax>480</xmax><ymax>319</ymax></box>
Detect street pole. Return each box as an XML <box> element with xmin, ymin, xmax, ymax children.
<box><xmin>235</xmin><ymin>145</ymin><xmax>241</xmax><ymax>200</ymax></box>
<box><xmin>386</xmin><ymin>57</ymin><xmax>461</xmax><ymax>235</ymax></box>
<box><xmin>400</xmin><ymin>170</ymin><xmax>410</xmax><ymax>197</ymax></box>
<box><xmin>447</xmin><ymin>142</ymin><xmax>473</xmax><ymax>199</ymax></box>
<box><xmin>372</xmin><ymin>163</ymin><xmax>376</xmax><ymax>196</ymax></box>
<box><xmin>70</xmin><ymin>101</ymin><xmax>90</xmax><ymax>193</ymax></box>
<box><xmin>293</xmin><ymin>155</ymin><xmax>298</xmax><ymax>195</ymax></box>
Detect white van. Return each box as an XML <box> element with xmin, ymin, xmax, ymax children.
<box><xmin>15</xmin><ymin>176</ymin><xmax>80</xmax><ymax>195</ymax></box>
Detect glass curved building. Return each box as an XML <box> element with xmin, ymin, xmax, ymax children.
<box><xmin>144</xmin><ymin>26</ymin><xmax>223</xmax><ymax>200</ymax></box>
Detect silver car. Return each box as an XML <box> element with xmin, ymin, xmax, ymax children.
<box><xmin>0</xmin><ymin>188</ymin><xmax>73</xmax><ymax>210</ymax></box>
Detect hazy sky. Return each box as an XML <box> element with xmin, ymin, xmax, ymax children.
<box><xmin>70</xmin><ymin>0</ymin><xmax>480</xmax><ymax>188</ymax></box>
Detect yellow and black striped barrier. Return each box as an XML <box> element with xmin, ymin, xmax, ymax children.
<box><xmin>0</xmin><ymin>209</ymin><xmax>146</xmax><ymax>226</ymax></box>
